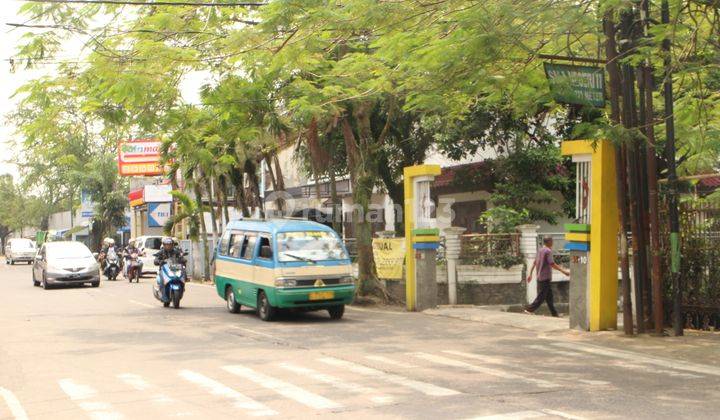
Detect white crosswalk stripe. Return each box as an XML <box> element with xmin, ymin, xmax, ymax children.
<box><xmin>318</xmin><ymin>357</ymin><xmax>461</xmax><ymax>397</ymax></box>
<box><xmin>277</xmin><ymin>362</ymin><xmax>393</xmax><ymax>404</ymax></box>
<box><xmin>178</xmin><ymin>369</ymin><xmax>277</xmax><ymax>416</ymax></box>
<box><xmin>365</xmin><ymin>355</ymin><xmax>418</xmax><ymax>369</ymax></box>
<box><xmin>0</xmin><ymin>387</ymin><xmax>29</xmax><ymax>420</ymax></box>
<box><xmin>223</xmin><ymin>365</ymin><xmax>342</xmax><ymax>410</ymax></box>
<box><xmin>413</xmin><ymin>352</ymin><xmax>559</xmax><ymax>388</ymax></box>
<box><xmin>551</xmin><ymin>342</ymin><xmax>716</xmax><ymax>377</ymax></box>
<box><xmin>58</xmin><ymin>379</ymin><xmax>124</xmax><ymax>420</ymax></box>
<box><xmin>466</xmin><ymin>410</ymin><xmax>547</xmax><ymax>420</ymax></box>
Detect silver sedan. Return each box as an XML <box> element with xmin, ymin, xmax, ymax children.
<box><xmin>32</xmin><ymin>241</ymin><xmax>101</xmax><ymax>289</ymax></box>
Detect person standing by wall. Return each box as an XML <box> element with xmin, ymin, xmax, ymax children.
<box><xmin>525</xmin><ymin>236</ymin><xmax>569</xmax><ymax>317</ymax></box>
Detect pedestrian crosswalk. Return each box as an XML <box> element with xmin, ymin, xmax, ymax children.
<box><xmin>0</xmin><ymin>344</ymin><xmax>712</xmax><ymax>419</ymax></box>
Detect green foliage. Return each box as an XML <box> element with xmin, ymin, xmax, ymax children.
<box><xmin>478</xmin><ymin>206</ymin><xmax>531</xmax><ymax>234</ymax></box>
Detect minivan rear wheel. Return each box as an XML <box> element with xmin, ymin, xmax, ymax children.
<box><xmin>257</xmin><ymin>291</ymin><xmax>275</xmax><ymax>321</ymax></box>
<box><xmin>226</xmin><ymin>286</ymin><xmax>240</xmax><ymax>313</ymax></box>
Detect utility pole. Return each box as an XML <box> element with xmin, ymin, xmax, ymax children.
<box><xmin>641</xmin><ymin>0</ymin><xmax>665</xmax><ymax>335</ymax></box>
<box><xmin>603</xmin><ymin>10</ymin><xmax>634</xmax><ymax>335</ymax></box>
<box><xmin>661</xmin><ymin>0</ymin><xmax>683</xmax><ymax>336</ymax></box>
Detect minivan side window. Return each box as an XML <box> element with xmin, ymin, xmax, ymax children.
<box><xmin>258</xmin><ymin>235</ymin><xmax>273</xmax><ymax>260</ymax></box>
<box><xmin>228</xmin><ymin>233</ymin><xmax>245</xmax><ymax>258</ymax></box>
<box><xmin>218</xmin><ymin>230</ymin><xmax>232</xmax><ymax>256</ymax></box>
<box><xmin>241</xmin><ymin>233</ymin><xmax>257</xmax><ymax>260</ymax></box>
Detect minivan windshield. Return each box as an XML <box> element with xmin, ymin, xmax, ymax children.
<box><xmin>11</xmin><ymin>239</ymin><xmax>35</xmax><ymax>250</ymax></box>
<box><xmin>47</xmin><ymin>243</ymin><xmax>94</xmax><ymax>260</ymax></box>
<box><xmin>277</xmin><ymin>231</ymin><xmax>347</xmax><ymax>263</ymax></box>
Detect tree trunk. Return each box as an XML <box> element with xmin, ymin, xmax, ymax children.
<box><xmin>604</xmin><ymin>10</ymin><xmax>634</xmax><ymax>335</ymax></box>
<box><xmin>193</xmin><ymin>182</ymin><xmax>211</xmax><ymax>281</ymax></box>
<box><xmin>340</xmin><ymin>112</ymin><xmax>389</xmax><ymax>300</ymax></box>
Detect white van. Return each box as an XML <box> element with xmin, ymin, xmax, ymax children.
<box><xmin>5</xmin><ymin>238</ymin><xmax>37</xmax><ymax>265</ymax></box>
<box><xmin>134</xmin><ymin>236</ymin><xmax>163</xmax><ymax>274</ymax></box>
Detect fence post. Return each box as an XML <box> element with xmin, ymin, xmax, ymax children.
<box><xmin>517</xmin><ymin>224</ymin><xmax>540</xmax><ymax>305</ymax></box>
<box><xmin>443</xmin><ymin>227</ymin><xmax>466</xmax><ymax>305</ymax></box>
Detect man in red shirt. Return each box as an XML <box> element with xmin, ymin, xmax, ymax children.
<box><xmin>524</xmin><ymin>236</ymin><xmax>569</xmax><ymax>317</ymax></box>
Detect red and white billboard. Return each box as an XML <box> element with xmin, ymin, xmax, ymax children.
<box><xmin>118</xmin><ymin>138</ymin><xmax>164</xmax><ymax>176</ymax></box>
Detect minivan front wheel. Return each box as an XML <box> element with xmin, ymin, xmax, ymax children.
<box><xmin>226</xmin><ymin>286</ymin><xmax>240</xmax><ymax>314</ymax></box>
<box><xmin>257</xmin><ymin>291</ymin><xmax>275</xmax><ymax>321</ymax></box>
<box><xmin>328</xmin><ymin>305</ymin><xmax>345</xmax><ymax>320</ymax></box>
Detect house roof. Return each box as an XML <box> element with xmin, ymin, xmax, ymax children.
<box><xmin>433</xmin><ymin>161</ymin><xmax>495</xmax><ymax>190</ymax></box>
<box><xmin>699</xmin><ymin>175</ymin><xmax>720</xmax><ymax>188</ymax></box>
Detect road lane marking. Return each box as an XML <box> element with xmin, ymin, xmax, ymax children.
<box><xmin>228</xmin><ymin>325</ymin><xmax>284</xmax><ymax>341</ymax></box>
<box><xmin>58</xmin><ymin>379</ymin><xmax>123</xmax><ymax>420</ymax></box>
<box><xmin>0</xmin><ymin>387</ymin><xmax>29</xmax><ymax>420</ymax></box>
<box><xmin>365</xmin><ymin>355</ymin><xmax>418</xmax><ymax>369</ymax></box>
<box><xmin>540</xmin><ymin>409</ymin><xmax>587</xmax><ymax>419</ymax></box>
<box><xmin>128</xmin><ymin>300</ymin><xmax>154</xmax><ymax>308</ymax></box>
<box><xmin>277</xmin><ymin>362</ymin><xmax>392</xmax><ymax>404</ymax></box>
<box><xmin>527</xmin><ymin>344</ymin><xmax>578</xmax><ymax>357</ymax></box>
<box><xmin>223</xmin><ymin>365</ymin><xmax>341</xmax><ymax>410</ymax></box>
<box><xmin>117</xmin><ymin>374</ymin><xmax>174</xmax><ymax>404</ymax></box>
<box><xmin>466</xmin><ymin>410</ymin><xmax>547</xmax><ymax>420</ymax></box>
<box><xmin>551</xmin><ymin>342</ymin><xmax>719</xmax><ymax>377</ymax></box>
<box><xmin>416</xmin><ymin>352</ymin><xmax>559</xmax><ymax>389</ymax></box>
<box><xmin>318</xmin><ymin>357</ymin><xmax>460</xmax><ymax>397</ymax></box>
<box><xmin>178</xmin><ymin>370</ymin><xmax>276</xmax><ymax>416</ymax></box>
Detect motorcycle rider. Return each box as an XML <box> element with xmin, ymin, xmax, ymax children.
<box><xmin>154</xmin><ymin>237</ymin><xmax>186</xmax><ymax>301</ymax></box>
<box><xmin>123</xmin><ymin>240</ymin><xmax>141</xmax><ymax>278</ymax></box>
<box><xmin>98</xmin><ymin>238</ymin><xmax>117</xmax><ymax>270</ymax></box>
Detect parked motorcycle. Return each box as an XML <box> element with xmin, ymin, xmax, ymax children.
<box><xmin>153</xmin><ymin>255</ymin><xmax>186</xmax><ymax>309</ymax></box>
<box><xmin>125</xmin><ymin>251</ymin><xmax>144</xmax><ymax>283</ymax></box>
<box><xmin>104</xmin><ymin>249</ymin><xmax>121</xmax><ymax>281</ymax></box>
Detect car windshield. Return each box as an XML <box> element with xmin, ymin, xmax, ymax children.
<box><xmin>145</xmin><ymin>238</ymin><xmax>162</xmax><ymax>249</ymax></box>
<box><xmin>47</xmin><ymin>243</ymin><xmax>94</xmax><ymax>259</ymax></box>
<box><xmin>277</xmin><ymin>231</ymin><xmax>347</xmax><ymax>263</ymax></box>
<box><xmin>12</xmin><ymin>239</ymin><xmax>35</xmax><ymax>250</ymax></box>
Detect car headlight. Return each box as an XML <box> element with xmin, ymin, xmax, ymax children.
<box><xmin>274</xmin><ymin>278</ymin><xmax>297</xmax><ymax>288</ymax></box>
<box><xmin>339</xmin><ymin>276</ymin><xmax>355</xmax><ymax>284</ymax></box>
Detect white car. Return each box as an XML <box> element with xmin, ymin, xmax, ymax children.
<box><xmin>134</xmin><ymin>236</ymin><xmax>163</xmax><ymax>274</ymax></box>
<box><xmin>5</xmin><ymin>238</ymin><xmax>37</xmax><ymax>265</ymax></box>
<box><xmin>32</xmin><ymin>241</ymin><xmax>100</xmax><ymax>288</ymax></box>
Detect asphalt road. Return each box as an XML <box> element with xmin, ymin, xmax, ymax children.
<box><xmin>1</xmin><ymin>261</ymin><xmax>719</xmax><ymax>420</ymax></box>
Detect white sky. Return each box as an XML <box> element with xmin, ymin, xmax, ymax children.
<box><xmin>0</xmin><ymin>2</ymin><xmax>209</xmax><ymax>180</ymax></box>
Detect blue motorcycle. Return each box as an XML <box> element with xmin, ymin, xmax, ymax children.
<box><xmin>153</xmin><ymin>255</ymin><xmax>186</xmax><ymax>309</ymax></box>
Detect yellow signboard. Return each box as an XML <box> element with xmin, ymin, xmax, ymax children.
<box><xmin>372</xmin><ymin>238</ymin><xmax>406</xmax><ymax>280</ymax></box>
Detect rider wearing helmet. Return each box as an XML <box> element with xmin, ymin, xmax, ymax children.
<box><xmin>99</xmin><ymin>237</ymin><xmax>117</xmax><ymax>269</ymax></box>
<box><xmin>154</xmin><ymin>237</ymin><xmax>186</xmax><ymax>301</ymax></box>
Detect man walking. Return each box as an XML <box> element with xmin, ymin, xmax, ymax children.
<box><xmin>525</xmin><ymin>236</ymin><xmax>569</xmax><ymax>317</ymax></box>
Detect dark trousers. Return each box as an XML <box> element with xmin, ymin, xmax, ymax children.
<box><xmin>527</xmin><ymin>280</ymin><xmax>558</xmax><ymax>316</ymax></box>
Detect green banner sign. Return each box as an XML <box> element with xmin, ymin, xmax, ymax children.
<box><xmin>544</xmin><ymin>63</ymin><xmax>606</xmax><ymax>107</ymax></box>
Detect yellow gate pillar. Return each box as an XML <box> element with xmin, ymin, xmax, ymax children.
<box><xmin>403</xmin><ymin>164</ymin><xmax>441</xmax><ymax>311</ymax></box>
<box><xmin>561</xmin><ymin>140</ymin><xmax>619</xmax><ymax>331</ymax></box>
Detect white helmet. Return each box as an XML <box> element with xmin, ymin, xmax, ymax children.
<box><xmin>106</xmin><ymin>238</ymin><xmax>115</xmax><ymax>246</ymax></box>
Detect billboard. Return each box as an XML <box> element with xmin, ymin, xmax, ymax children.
<box><xmin>148</xmin><ymin>202</ymin><xmax>172</xmax><ymax>228</ymax></box>
<box><xmin>118</xmin><ymin>138</ymin><xmax>164</xmax><ymax>176</ymax></box>
<box><xmin>544</xmin><ymin>63</ymin><xmax>605</xmax><ymax>107</ymax></box>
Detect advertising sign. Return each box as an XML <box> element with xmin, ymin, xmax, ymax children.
<box><xmin>143</xmin><ymin>184</ymin><xmax>173</xmax><ymax>203</ymax></box>
<box><xmin>544</xmin><ymin>63</ymin><xmax>605</xmax><ymax>107</ymax></box>
<box><xmin>372</xmin><ymin>238</ymin><xmax>406</xmax><ymax>279</ymax></box>
<box><xmin>147</xmin><ymin>202</ymin><xmax>172</xmax><ymax>228</ymax></box>
<box><xmin>118</xmin><ymin>138</ymin><xmax>164</xmax><ymax>176</ymax></box>
<box><xmin>80</xmin><ymin>190</ymin><xmax>94</xmax><ymax>218</ymax></box>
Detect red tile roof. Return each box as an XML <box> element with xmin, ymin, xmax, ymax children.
<box><xmin>699</xmin><ymin>175</ymin><xmax>720</xmax><ymax>188</ymax></box>
<box><xmin>434</xmin><ymin>161</ymin><xmax>491</xmax><ymax>188</ymax></box>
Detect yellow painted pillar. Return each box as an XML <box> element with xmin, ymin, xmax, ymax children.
<box><xmin>403</xmin><ymin>164</ymin><xmax>441</xmax><ymax>311</ymax></box>
<box><xmin>561</xmin><ymin>140</ymin><xmax>619</xmax><ymax>331</ymax></box>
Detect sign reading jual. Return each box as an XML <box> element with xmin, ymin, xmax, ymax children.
<box><xmin>118</xmin><ymin>138</ymin><xmax>165</xmax><ymax>176</ymax></box>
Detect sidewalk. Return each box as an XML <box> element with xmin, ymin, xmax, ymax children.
<box><xmin>424</xmin><ymin>305</ymin><xmax>720</xmax><ymax>368</ymax></box>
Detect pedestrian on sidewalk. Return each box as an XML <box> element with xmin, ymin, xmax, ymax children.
<box><xmin>524</xmin><ymin>236</ymin><xmax>569</xmax><ymax>317</ymax></box>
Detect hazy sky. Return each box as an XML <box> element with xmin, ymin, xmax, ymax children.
<box><xmin>0</xmin><ymin>2</ymin><xmax>208</xmax><ymax>180</ymax></box>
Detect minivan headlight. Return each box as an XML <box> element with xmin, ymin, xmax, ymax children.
<box><xmin>339</xmin><ymin>276</ymin><xmax>355</xmax><ymax>284</ymax></box>
<box><xmin>275</xmin><ymin>278</ymin><xmax>297</xmax><ymax>288</ymax></box>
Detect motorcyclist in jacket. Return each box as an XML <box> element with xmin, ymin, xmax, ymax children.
<box><xmin>123</xmin><ymin>240</ymin><xmax>141</xmax><ymax>278</ymax></box>
<box><xmin>154</xmin><ymin>237</ymin><xmax>186</xmax><ymax>301</ymax></box>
